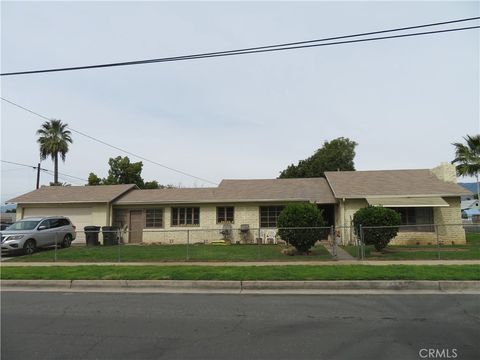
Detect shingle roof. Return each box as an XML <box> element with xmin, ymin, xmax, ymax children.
<box><xmin>217</xmin><ymin>178</ymin><xmax>336</xmax><ymax>203</ymax></box>
<box><xmin>114</xmin><ymin>178</ymin><xmax>336</xmax><ymax>204</ymax></box>
<box><xmin>324</xmin><ymin>169</ymin><xmax>471</xmax><ymax>198</ymax></box>
<box><xmin>114</xmin><ymin>188</ymin><xmax>218</xmax><ymax>204</ymax></box>
<box><xmin>7</xmin><ymin>184</ymin><xmax>136</xmax><ymax>204</ymax></box>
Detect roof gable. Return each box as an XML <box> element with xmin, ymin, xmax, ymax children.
<box><xmin>324</xmin><ymin>169</ymin><xmax>471</xmax><ymax>198</ymax></box>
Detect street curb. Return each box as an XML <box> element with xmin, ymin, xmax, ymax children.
<box><xmin>2</xmin><ymin>280</ymin><xmax>480</xmax><ymax>292</ymax></box>
<box><xmin>0</xmin><ymin>280</ymin><xmax>73</xmax><ymax>288</ymax></box>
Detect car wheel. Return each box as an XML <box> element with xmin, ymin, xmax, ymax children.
<box><xmin>61</xmin><ymin>234</ymin><xmax>72</xmax><ymax>248</ymax></box>
<box><xmin>23</xmin><ymin>239</ymin><xmax>36</xmax><ymax>255</ymax></box>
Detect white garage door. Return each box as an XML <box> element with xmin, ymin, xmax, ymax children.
<box><xmin>23</xmin><ymin>207</ymin><xmax>92</xmax><ymax>243</ymax></box>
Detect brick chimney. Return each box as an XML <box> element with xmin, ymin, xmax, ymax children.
<box><xmin>430</xmin><ymin>162</ymin><xmax>457</xmax><ymax>183</ymax></box>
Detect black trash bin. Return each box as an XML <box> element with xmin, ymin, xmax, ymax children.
<box><xmin>84</xmin><ymin>226</ymin><xmax>101</xmax><ymax>246</ymax></box>
<box><xmin>102</xmin><ymin>226</ymin><xmax>118</xmax><ymax>246</ymax></box>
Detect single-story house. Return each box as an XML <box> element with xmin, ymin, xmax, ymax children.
<box><xmin>7</xmin><ymin>163</ymin><xmax>470</xmax><ymax>245</ymax></box>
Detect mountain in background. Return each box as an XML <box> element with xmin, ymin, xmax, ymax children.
<box><xmin>1</xmin><ymin>204</ymin><xmax>17</xmax><ymax>213</ymax></box>
<box><xmin>459</xmin><ymin>182</ymin><xmax>478</xmax><ymax>195</ymax></box>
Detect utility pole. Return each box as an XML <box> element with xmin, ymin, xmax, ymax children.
<box><xmin>36</xmin><ymin>163</ymin><xmax>40</xmax><ymax>189</ymax></box>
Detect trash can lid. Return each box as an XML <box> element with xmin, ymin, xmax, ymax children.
<box><xmin>102</xmin><ymin>226</ymin><xmax>118</xmax><ymax>231</ymax></box>
<box><xmin>84</xmin><ymin>226</ymin><xmax>101</xmax><ymax>230</ymax></box>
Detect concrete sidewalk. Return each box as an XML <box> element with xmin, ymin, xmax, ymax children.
<box><xmin>1</xmin><ymin>259</ymin><xmax>480</xmax><ymax>266</ymax></box>
<box><xmin>2</xmin><ymin>279</ymin><xmax>479</xmax><ymax>294</ymax></box>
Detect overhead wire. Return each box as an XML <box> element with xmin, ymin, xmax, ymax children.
<box><xmin>1</xmin><ymin>18</ymin><xmax>478</xmax><ymax>185</ymax></box>
<box><xmin>0</xmin><ymin>100</ymin><xmax>219</xmax><ymax>185</ymax></box>
<box><xmin>1</xmin><ymin>159</ymin><xmax>88</xmax><ymax>182</ymax></box>
<box><xmin>40</xmin><ymin>169</ymin><xmax>83</xmax><ymax>185</ymax></box>
<box><xmin>1</xmin><ymin>17</ymin><xmax>479</xmax><ymax>76</ymax></box>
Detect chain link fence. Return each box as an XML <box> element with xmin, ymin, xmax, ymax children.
<box><xmin>350</xmin><ymin>223</ymin><xmax>479</xmax><ymax>260</ymax></box>
<box><xmin>2</xmin><ymin>226</ymin><xmax>336</xmax><ymax>262</ymax></box>
<box><xmin>2</xmin><ymin>223</ymin><xmax>478</xmax><ymax>262</ymax></box>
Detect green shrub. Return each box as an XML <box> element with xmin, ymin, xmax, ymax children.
<box><xmin>277</xmin><ymin>203</ymin><xmax>325</xmax><ymax>253</ymax></box>
<box><xmin>353</xmin><ymin>206</ymin><xmax>401</xmax><ymax>251</ymax></box>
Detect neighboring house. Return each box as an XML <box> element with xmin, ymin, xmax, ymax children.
<box><xmin>7</xmin><ymin>163</ymin><xmax>470</xmax><ymax>245</ymax></box>
<box><xmin>0</xmin><ymin>213</ymin><xmax>16</xmax><ymax>230</ymax></box>
<box><xmin>459</xmin><ymin>182</ymin><xmax>478</xmax><ymax>202</ymax></box>
<box><xmin>463</xmin><ymin>208</ymin><xmax>480</xmax><ymax>220</ymax></box>
<box><xmin>461</xmin><ymin>199</ymin><xmax>480</xmax><ymax>211</ymax></box>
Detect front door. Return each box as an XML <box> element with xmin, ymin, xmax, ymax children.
<box><xmin>129</xmin><ymin>210</ymin><xmax>143</xmax><ymax>243</ymax></box>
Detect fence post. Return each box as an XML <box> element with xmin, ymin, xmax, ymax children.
<box><xmin>257</xmin><ymin>228</ymin><xmax>261</xmax><ymax>260</ymax></box>
<box><xmin>54</xmin><ymin>232</ymin><xmax>57</xmax><ymax>262</ymax></box>
<box><xmin>117</xmin><ymin>229</ymin><xmax>121</xmax><ymax>263</ymax></box>
<box><xmin>436</xmin><ymin>224</ymin><xmax>440</xmax><ymax>260</ymax></box>
<box><xmin>330</xmin><ymin>225</ymin><xmax>337</xmax><ymax>259</ymax></box>
<box><xmin>186</xmin><ymin>230</ymin><xmax>190</xmax><ymax>261</ymax></box>
<box><xmin>357</xmin><ymin>225</ymin><xmax>361</xmax><ymax>259</ymax></box>
<box><xmin>362</xmin><ymin>227</ymin><xmax>366</xmax><ymax>260</ymax></box>
<box><xmin>359</xmin><ymin>225</ymin><xmax>365</xmax><ymax>260</ymax></box>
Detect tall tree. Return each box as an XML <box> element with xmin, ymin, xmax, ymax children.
<box><xmin>104</xmin><ymin>156</ymin><xmax>144</xmax><ymax>188</ymax></box>
<box><xmin>36</xmin><ymin>119</ymin><xmax>73</xmax><ymax>185</ymax></box>
<box><xmin>452</xmin><ymin>134</ymin><xmax>480</xmax><ymax>200</ymax></box>
<box><xmin>279</xmin><ymin>137</ymin><xmax>357</xmax><ymax>178</ymax></box>
<box><xmin>88</xmin><ymin>156</ymin><xmax>174</xmax><ymax>189</ymax></box>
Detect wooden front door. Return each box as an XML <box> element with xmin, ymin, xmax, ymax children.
<box><xmin>129</xmin><ymin>210</ymin><xmax>143</xmax><ymax>243</ymax></box>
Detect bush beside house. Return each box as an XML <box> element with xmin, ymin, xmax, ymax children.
<box><xmin>277</xmin><ymin>203</ymin><xmax>325</xmax><ymax>253</ymax></box>
<box><xmin>352</xmin><ymin>206</ymin><xmax>401</xmax><ymax>251</ymax></box>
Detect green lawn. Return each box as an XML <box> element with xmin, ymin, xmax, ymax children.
<box><xmin>1</xmin><ymin>265</ymin><xmax>478</xmax><ymax>281</ymax></box>
<box><xmin>342</xmin><ymin>232</ymin><xmax>480</xmax><ymax>260</ymax></box>
<box><xmin>9</xmin><ymin>244</ymin><xmax>332</xmax><ymax>262</ymax></box>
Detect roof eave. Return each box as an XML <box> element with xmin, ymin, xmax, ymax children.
<box><xmin>114</xmin><ymin>198</ymin><xmax>337</xmax><ymax>205</ymax></box>
<box><xmin>13</xmin><ymin>201</ymin><xmax>112</xmax><ymax>205</ymax></box>
<box><xmin>334</xmin><ymin>193</ymin><xmax>469</xmax><ymax>199</ymax></box>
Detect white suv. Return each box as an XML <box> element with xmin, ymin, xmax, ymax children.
<box><xmin>1</xmin><ymin>216</ymin><xmax>77</xmax><ymax>255</ymax></box>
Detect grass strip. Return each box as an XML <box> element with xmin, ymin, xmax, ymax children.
<box><xmin>1</xmin><ymin>265</ymin><xmax>479</xmax><ymax>281</ymax></box>
<box><xmin>342</xmin><ymin>233</ymin><xmax>480</xmax><ymax>260</ymax></box>
<box><xmin>9</xmin><ymin>244</ymin><xmax>331</xmax><ymax>262</ymax></box>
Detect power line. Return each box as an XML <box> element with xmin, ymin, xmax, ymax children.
<box><xmin>1</xmin><ymin>17</ymin><xmax>479</xmax><ymax>76</ymax></box>
<box><xmin>0</xmin><ymin>99</ymin><xmax>219</xmax><ymax>185</ymax></box>
<box><xmin>41</xmin><ymin>169</ymin><xmax>83</xmax><ymax>185</ymax></box>
<box><xmin>1</xmin><ymin>160</ymin><xmax>88</xmax><ymax>182</ymax></box>
<box><xmin>1</xmin><ymin>160</ymin><xmax>42</xmax><ymax>170</ymax></box>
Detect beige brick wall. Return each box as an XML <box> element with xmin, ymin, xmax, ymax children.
<box><xmin>391</xmin><ymin>197</ymin><xmax>467</xmax><ymax>245</ymax></box>
<box><xmin>433</xmin><ymin>197</ymin><xmax>465</xmax><ymax>245</ymax></box>
<box><xmin>334</xmin><ymin>197</ymin><xmax>466</xmax><ymax>245</ymax></box>
<box><xmin>431</xmin><ymin>162</ymin><xmax>457</xmax><ymax>183</ymax></box>
<box><xmin>335</xmin><ymin>199</ymin><xmax>368</xmax><ymax>244</ymax></box>
<box><xmin>114</xmin><ymin>202</ymin><xmax>289</xmax><ymax>244</ymax></box>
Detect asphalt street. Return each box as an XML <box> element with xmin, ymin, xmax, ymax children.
<box><xmin>1</xmin><ymin>292</ymin><xmax>479</xmax><ymax>360</ymax></box>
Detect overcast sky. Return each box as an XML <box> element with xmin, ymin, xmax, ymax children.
<box><xmin>1</xmin><ymin>1</ymin><xmax>479</xmax><ymax>204</ymax></box>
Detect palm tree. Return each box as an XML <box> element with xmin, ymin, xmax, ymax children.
<box><xmin>452</xmin><ymin>134</ymin><xmax>480</xmax><ymax>200</ymax></box>
<box><xmin>36</xmin><ymin>119</ymin><xmax>73</xmax><ymax>185</ymax></box>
